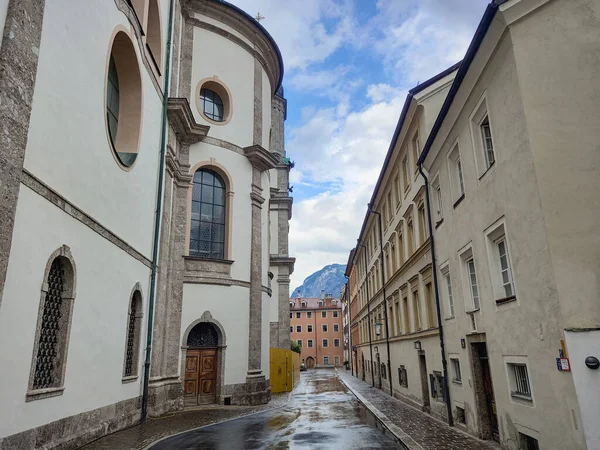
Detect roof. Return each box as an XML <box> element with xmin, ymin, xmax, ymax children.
<box><xmin>211</xmin><ymin>0</ymin><xmax>284</xmax><ymax>92</ymax></box>
<box><xmin>290</xmin><ymin>298</ymin><xmax>342</xmax><ymax>310</ymax></box>
<box><xmin>417</xmin><ymin>2</ymin><xmax>499</xmax><ymax>166</ymax></box>
<box><xmin>351</xmin><ymin>61</ymin><xmax>462</xmax><ymax>262</ymax></box>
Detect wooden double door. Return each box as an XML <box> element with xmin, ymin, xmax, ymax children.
<box><xmin>184</xmin><ymin>348</ymin><xmax>217</xmax><ymax>405</ymax></box>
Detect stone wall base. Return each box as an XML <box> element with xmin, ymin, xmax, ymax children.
<box><xmin>221</xmin><ymin>376</ymin><xmax>271</xmax><ymax>406</ymax></box>
<box><xmin>147</xmin><ymin>378</ymin><xmax>184</xmax><ymax>417</ymax></box>
<box><xmin>0</xmin><ymin>396</ymin><xmax>140</xmax><ymax>450</ymax></box>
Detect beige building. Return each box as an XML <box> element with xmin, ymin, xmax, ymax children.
<box><xmin>417</xmin><ymin>0</ymin><xmax>598</xmax><ymax>449</ymax></box>
<box><xmin>351</xmin><ymin>64</ymin><xmax>459</xmax><ymax>421</ymax></box>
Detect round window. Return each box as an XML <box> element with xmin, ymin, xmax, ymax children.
<box><xmin>196</xmin><ymin>79</ymin><xmax>232</xmax><ymax>125</ymax></box>
<box><xmin>106</xmin><ymin>31</ymin><xmax>142</xmax><ymax>169</ymax></box>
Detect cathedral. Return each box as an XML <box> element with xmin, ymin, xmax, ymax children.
<box><xmin>0</xmin><ymin>0</ymin><xmax>293</xmax><ymax>448</ymax></box>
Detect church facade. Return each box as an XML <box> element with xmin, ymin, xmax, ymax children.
<box><xmin>0</xmin><ymin>0</ymin><xmax>293</xmax><ymax>448</ymax></box>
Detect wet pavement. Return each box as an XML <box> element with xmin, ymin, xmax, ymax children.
<box><xmin>149</xmin><ymin>370</ymin><xmax>402</xmax><ymax>449</ymax></box>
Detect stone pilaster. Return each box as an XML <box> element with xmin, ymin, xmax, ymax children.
<box><xmin>248</xmin><ymin>167</ymin><xmax>264</xmax><ymax>373</ymax></box>
<box><xmin>253</xmin><ymin>57</ymin><xmax>263</xmax><ymax>146</ymax></box>
<box><xmin>0</xmin><ymin>0</ymin><xmax>45</xmax><ymax>309</ymax></box>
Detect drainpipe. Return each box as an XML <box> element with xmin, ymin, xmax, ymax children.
<box><xmin>141</xmin><ymin>0</ymin><xmax>176</xmax><ymax>423</ymax></box>
<box><xmin>357</xmin><ymin>242</ymin><xmax>375</xmax><ymax>387</ymax></box>
<box><xmin>418</xmin><ymin>162</ymin><xmax>453</xmax><ymax>426</ymax></box>
<box><xmin>368</xmin><ymin>206</ymin><xmax>393</xmax><ymax>397</ymax></box>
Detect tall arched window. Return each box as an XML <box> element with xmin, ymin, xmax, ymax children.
<box><xmin>28</xmin><ymin>246</ymin><xmax>76</xmax><ymax>400</ymax></box>
<box><xmin>190</xmin><ymin>169</ymin><xmax>226</xmax><ymax>259</ymax></box>
<box><xmin>123</xmin><ymin>287</ymin><xmax>143</xmax><ymax>379</ymax></box>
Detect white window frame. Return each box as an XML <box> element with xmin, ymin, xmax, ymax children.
<box><xmin>297</xmin><ymin>339</ymin><xmax>302</xmax><ymax>347</ymax></box>
<box><xmin>307</xmin><ymin>339</ymin><xmax>313</xmax><ymax>348</ymax></box>
<box><xmin>450</xmin><ymin>357</ymin><xmax>462</xmax><ymax>384</ymax></box>
<box><xmin>296</xmin><ymin>312</ymin><xmax>301</xmax><ymax>319</ymax></box>
<box><xmin>469</xmin><ymin>93</ymin><xmax>496</xmax><ymax>177</ymax></box>
<box><xmin>484</xmin><ymin>218</ymin><xmax>517</xmax><ymax>303</ymax></box>
<box><xmin>322</xmin><ymin>324</ymin><xmax>328</xmax><ymax>332</ymax></box>
<box><xmin>333</xmin><ymin>311</ymin><xmax>339</xmax><ymax>318</ymax></box>
<box><xmin>439</xmin><ymin>262</ymin><xmax>454</xmax><ymax>319</ymax></box>
<box><xmin>322</xmin><ymin>339</ymin><xmax>329</xmax><ymax>348</ymax></box>
<box><xmin>447</xmin><ymin>141</ymin><xmax>465</xmax><ymax>205</ymax></box>
<box><xmin>296</xmin><ymin>325</ymin><xmax>302</xmax><ymax>333</ymax></box>
<box><xmin>459</xmin><ymin>244</ymin><xmax>481</xmax><ymax>312</ymax></box>
<box><xmin>504</xmin><ymin>356</ymin><xmax>534</xmax><ymax>406</ymax></box>
<box><xmin>431</xmin><ymin>174</ymin><xmax>443</xmax><ymax>224</ymax></box>
<box><xmin>333</xmin><ymin>324</ymin><xmax>339</xmax><ymax>332</ymax></box>
<box><xmin>334</xmin><ymin>338</ymin><xmax>340</xmax><ymax>347</ymax></box>
<box><xmin>307</xmin><ymin>324</ymin><xmax>313</xmax><ymax>333</ymax></box>
<box><xmin>323</xmin><ymin>356</ymin><xmax>329</xmax><ymax>365</ymax></box>
<box><xmin>307</xmin><ymin>311</ymin><xmax>312</xmax><ymax>318</ymax></box>
<box><xmin>321</xmin><ymin>311</ymin><xmax>326</xmax><ymax>318</ymax></box>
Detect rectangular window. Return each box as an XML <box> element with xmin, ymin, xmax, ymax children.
<box><xmin>335</xmin><ymin>356</ymin><xmax>340</xmax><ymax>365</ymax></box>
<box><xmin>322</xmin><ymin>324</ymin><xmax>328</xmax><ymax>332</ymax></box>
<box><xmin>467</xmin><ymin>259</ymin><xmax>480</xmax><ymax>310</ymax></box>
<box><xmin>307</xmin><ymin>339</ymin><xmax>313</xmax><ymax>348</ymax></box>
<box><xmin>425</xmin><ymin>283</ymin><xmax>436</xmax><ymax>328</ymax></box>
<box><xmin>398</xmin><ymin>365</ymin><xmax>408</xmax><ymax>387</ymax></box>
<box><xmin>289</xmin><ymin>312</ymin><xmax>292</xmax><ymax>318</ymax></box>
<box><xmin>418</xmin><ymin>205</ymin><xmax>428</xmax><ymax>243</ymax></box>
<box><xmin>451</xmin><ymin>358</ymin><xmax>462</xmax><ymax>383</ymax></box>
<box><xmin>395</xmin><ymin>173</ymin><xmax>402</xmax><ymax>205</ymax></box>
<box><xmin>446</xmin><ymin>273</ymin><xmax>454</xmax><ymax>317</ymax></box>
<box><xmin>430</xmin><ymin>371</ymin><xmax>444</xmax><ymax>401</ymax></box>
<box><xmin>497</xmin><ymin>238</ymin><xmax>514</xmax><ymax>298</ymax></box>
<box><xmin>307</xmin><ymin>324</ymin><xmax>313</xmax><ymax>333</ymax></box>
<box><xmin>334</xmin><ymin>338</ymin><xmax>340</xmax><ymax>347</ymax></box>
<box><xmin>333</xmin><ymin>311</ymin><xmax>338</xmax><ymax>318</ymax></box>
<box><xmin>387</xmin><ymin>191</ymin><xmax>393</xmax><ymax>223</ymax></box>
<box><xmin>296</xmin><ymin>312</ymin><xmax>301</xmax><ymax>319</ymax></box>
<box><xmin>307</xmin><ymin>311</ymin><xmax>312</xmax><ymax>318</ymax></box>
<box><xmin>321</xmin><ymin>311</ymin><xmax>326</xmax><ymax>318</ymax></box>
<box><xmin>407</xmin><ymin>220</ymin><xmax>414</xmax><ymax>255</ymax></box>
<box><xmin>297</xmin><ymin>340</ymin><xmax>302</xmax><ymax>347</ymax></box>
<box><xmin>324</xmin><ymin>356</ymin><xmax>329</xmax><ymax>365</ymax></box>
<box><xmin>457</xmin><ymin>157</ymin><xmax>465</xmax><ymax>196</ymax></box>
<box><xmin>402</xmin><ymin>156</ymin><xmax>410</xmax><ymax>192</ymax></box>
<box><xmin>432</xmin><ymin>177</ymin><xmax>443</xmax><ymax>222</ymax></box>
<box><xmin>480</xmin><ymin>116</ymin><xmax>495</xmax><ymax>168</ymax></box>
<box><xmin>520</xmin><ymin>433</ymin><xmax>539</xmax><ymax>450</ymax></box>
<box><xmin>402</xmin><ymin>296</ymin><xmax>410</xmax><ymax>333</ymax></box>
<box><xmin>412</xmin><ymin>131</ymin><xmax>420</xmax><ymax>173</ymax></box>
<box><xmin>456</xmin><ymin>406</ymin><xmax>465</xmax><ymax>424</ymax></box>
<box><xmin>322</xmin><ymin>339</ymin><xmax>329</xmax><ymax>348</ymax></box>
<box><xmin>509</xmin><ymin>363</ymin><xmax>532</xmax><ymax>399</ymax></box>
<box><xmin>412</xmin><ymin>290</ymin><xmax>421</xmax><ymax>331</ymax></box>
<box><xmin>290</xmin><ymin>326</ymin><xmax>293</xmax><ymax>333</ymax></box>
<box><xmin>334</xmin><ymin>324</ymin><xmax>339</xmax><ymax>332</ymax></box>
<box><xmin>296</xmin><ymin>325</ymin><xmax>302</xmax><ymax>333</ymax></box>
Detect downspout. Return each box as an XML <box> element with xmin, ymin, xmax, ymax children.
<box><xmin>418</xmin><ymin>162</ymin><xmax>453</xmax><ymax>426</ymax></box>
<box><xmin>368</xmin><ymin>206</ymin><xmax>393</xmax><ymax>397</ymax></box>
<box><xmin>141</xmin><ymin>0</ymin><xmax>176</xmax><ymax>422</ymax></box>
<box><xmin>358</xmin><ymin>242</ymin><xmax>375</xmax><ymax>387</ymax></box>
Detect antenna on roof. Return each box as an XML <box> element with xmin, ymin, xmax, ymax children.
<box><xmin>255</xmin><ymin>12</ymin><xmax>265</xmax><ymax>22</ymax></box>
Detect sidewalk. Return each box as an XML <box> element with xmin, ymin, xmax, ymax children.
<box><xmin>337</xmin><ymin>370</ymin><xmax>499</xmax><ymax>450</ymax></box>
<box><xmin>81</xmin><ymin>393</ymin><xmax>289</xmax><ymax>450</ymax></box>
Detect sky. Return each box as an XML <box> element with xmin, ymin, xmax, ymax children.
<box><xmin>229</xmin><ymin>0</ymin><xmax>489</xmax><ymax>289</ymax></box>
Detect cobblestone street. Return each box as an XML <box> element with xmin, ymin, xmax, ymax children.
<box><xmin>338</xmin><ymin>370</ymin><xmax>500</xmax><ymax>450</ymax></box>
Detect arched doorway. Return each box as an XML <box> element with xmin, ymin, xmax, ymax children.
<box><xmin>184</xmin><ymin>322</ymin><xmax>219</xmax><ymax>405</ymax></box>
<box><xmin>306</xmin><ymin>356</ymin><xmax>315</xmax><ymax>369</ymax></box>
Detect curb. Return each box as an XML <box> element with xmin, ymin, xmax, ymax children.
<box><xmin>336</xmin><ymin>370</ymin><xmax>424</xmax><ymax>450</ymax></box>
<box><xmin>142</xmin><ymin>389</ymin><xmax>297</xmax><ymax>450</ymax></box>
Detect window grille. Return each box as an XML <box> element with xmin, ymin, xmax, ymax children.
<box><xmin>200</xmin><ymin>88</ymin><xmax>224</xmax><ymax>121</ymax></box>
<box><xmin>511</xmin><ymin>364</ymin><xmax>531</xmax><ymax>397</ymax></box>
<box><xmin>124</xmin><ymin>298</ymin><xmax>137</xmax><ymax>377</ymax></box>
<box><xmin>190</xmin><ymin>169</ymin><xmax>226</xmax><ymax>259</ymax></box>
<box><xmin>187</xmin><ymin>323</ymin><xmax>218</xmax><ymax>348</ymax></box>
<box><xmin>33</xmin><ymin>259</ymin><xmax>65</xmax><ymax>389</ymax></box>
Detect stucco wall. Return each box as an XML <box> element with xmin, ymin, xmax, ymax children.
<box><xmin>190</xmin><ymin>25</ymin><xmax>254</xmax><ymax>145</ymax></box>
<box><xmin>22</xmin><ymin>0</ymin><xmax>163</xmax><ymax>259</ymax></box>
<box><xmin>424</xmin><ymin>25</ymin><xmax>585</xmax><ymax>449</ymax></box>
<box><xmin>0</xmin><ymin>186</ymin><xmax>150</xmax><ymax>438</ymax></box>
<box><xmin>181</xmin><ymin>284</ymin><xmax>249</xmax><ymax>386</ymax></box>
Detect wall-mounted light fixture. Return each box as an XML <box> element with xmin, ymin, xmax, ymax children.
<box><xmin>374</xmin><ymin>322</ymin><xmax>382</xmax><ymax>336</ymax></box>
<box><xmin>585</xmin><ymin>356</ymin><xmax>599</xmax><ymax>370</ymax></box>
<box><xmin>414</xmin><ymin>340</ymin><xmax>421</xmax><ymax>351</ymax></box>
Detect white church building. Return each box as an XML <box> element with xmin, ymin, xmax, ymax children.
<box><xmin>0</xmin><ymin>0</ymin><xmax>294</xmax><ymax>448</ymax></box>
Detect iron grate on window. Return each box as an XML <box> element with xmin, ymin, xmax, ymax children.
<box><xmin>33</xmin><ymin>259</ymin><xmax>65</xmax><ymax>390</ymax></box>
<box><xmin>124</xmin><ymin>299</ymin><xmax>137</xmax><ymax>377</ymax></box>
<box><xmin>511</xmin><ymin>364</ymin><xmax>531</xmax><ymax>397</ymax></box>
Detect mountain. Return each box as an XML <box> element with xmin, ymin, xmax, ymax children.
<box><xmin>291</xmin><ymin>264</ymin><xmax>346</xmax><ymax>298</ymax></box>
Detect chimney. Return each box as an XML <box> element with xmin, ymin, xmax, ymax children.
<box><xmin>320</xmin><ymin>290</ymin><xmax>325</xmax><ymax>300</ymax></box>
<box><xmin>298</xmin><ymin>290</ymin><xmax>302</xmax><ymax>299</ymax></box>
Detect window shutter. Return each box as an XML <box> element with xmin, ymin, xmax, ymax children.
<box><xmin>429</xmin><ymin>374</ymin><xmax>436</xmax><ymax>397</ymax></box>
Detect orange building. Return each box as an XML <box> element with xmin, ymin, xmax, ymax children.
<box><xmin>290</xmin><ymin>294</ymin><xmax>344</xmax><ymax>368</ymax></box>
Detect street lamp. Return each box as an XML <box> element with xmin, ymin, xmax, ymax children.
<box><xmin>374</xmin><ymin>322</ymin><xmax>382</xmax><ymax>337</ymax></box>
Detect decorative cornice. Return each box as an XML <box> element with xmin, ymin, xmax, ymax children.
<box><xmin>270</xmin><ymin>256</ymin><xmax>296</xmax><ymax>274</ymax></box>
<box><xmin>167</xmin><ymin>98</ymin><xmax>210</xmax><ymax>145</ymax></box>
<box><xmin>244</xmin><ymin>145</ymin><xmax>279</xmax><ymax>172</ymax></box>
<box><xmin>250</xmin><ymin>192</ymin><xmax>265</xmax><ymax>205</ymax></box>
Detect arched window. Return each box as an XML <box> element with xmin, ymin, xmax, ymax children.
<box><xmin>123</xmin><ymin>288</ymin><xmax>143</xmax><ymax>379</ymax></box>
<box><xmin>187</xmin><ymin>322</ymin><xmax>219</xmax><ymax>348</ymax></box>
<box><xmin>28</xmin><ymin>247</ymin><xmax>76</xmax><ymax>400</ymax></box>
<box><xmin>200</xmin><ymin>88</ymin><xmax>224</xmax><ymax>122</ymax></box>
<box><xmin>190</xmin><ymin>169</ymin><xmax>226</xmax><ymax>259</ymax></box>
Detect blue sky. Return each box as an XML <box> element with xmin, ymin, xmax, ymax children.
<box><xmin>230</xmin><ymin>0</ymin><xmax>489</xmax><ymax>289</ymax></box>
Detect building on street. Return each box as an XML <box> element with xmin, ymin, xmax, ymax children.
<box><xmin>290</xmin><ymin>293</ymin><xmax>344</xmax><ymax>368</ymax></box>
<box><xmin>348</xmin><ymin>1</ymin><xmax>599</xmax><ymax>449</ymax></box>
<box><xmin>0</xmin><ymin>0</ymin><xmax>293</xmax><ymax>448</ymax></box>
